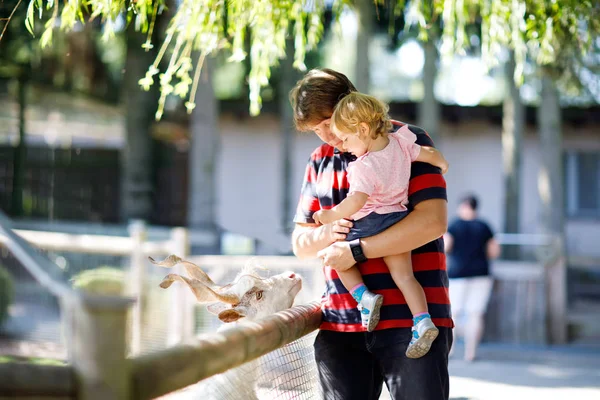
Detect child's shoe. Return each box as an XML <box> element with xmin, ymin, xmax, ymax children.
<box><xmin>406</xmin><ymin>316</ymin><xmax>439</xmax><ymax>359</ymax></box>
<box><xmin>358</xmin><ymin>291</ymin><xmax>384</xmax><ymax>332</ymax></box>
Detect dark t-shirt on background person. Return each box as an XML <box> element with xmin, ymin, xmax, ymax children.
<box><xmin>447</xmin><ymin>219</ymin><xmax>494</xmax><ymax>279</ymax></box>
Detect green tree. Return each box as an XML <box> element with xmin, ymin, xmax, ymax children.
<box><xmin>7</xmin><ymin>0</ymin><xmax>327</xmax><ymax>118</ymax></box>
<box><xmin>441</xmin><ymin>0</ymin><xmax>599</xmax><ymax>344</ymax></box>
<box><xmin>121</xmin><ymin>20</ymin><xmax>161</xmax><ymax>222</ymax></box>
<box><xmin>355</xmin><ymin>0</ymin><xmax>375</xmax><ymax>92</ymax></box>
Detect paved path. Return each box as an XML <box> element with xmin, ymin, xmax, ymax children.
<box><xmin>433</xmin><ymin>343</ymin><xmax>599</xmax><ymax>400</ymax></box>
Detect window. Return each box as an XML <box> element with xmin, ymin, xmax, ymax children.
<box><xmin>565</xmin><ymin>152</ymin><xmax>600</xmax><ymax>218</ymax></box>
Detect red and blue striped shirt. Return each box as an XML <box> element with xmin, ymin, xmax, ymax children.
<box><xmin>294</xmin><ymin>121</ymin><xmax>453</xmax><ymax>332</ymax></box>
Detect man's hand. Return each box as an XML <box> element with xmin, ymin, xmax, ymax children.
<box><xmin>313</xmin><ymin>210</ymin><xmax>338</xmax><ymax>225</ymax></box>
<box><xmin>317</xmin><ymin>241</ymin><xmax>356</xmax><ymax>272</ymax></box>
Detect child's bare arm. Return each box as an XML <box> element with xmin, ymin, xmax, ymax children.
<box><xmin>313</xmin><ymin>192</ymin><xmax>369</xmax><ymax>225</ymax></box>
<box><xmin>416</xmin><ymin>146</ymin><xmax>449</xmax><ymax>174</ymax></box>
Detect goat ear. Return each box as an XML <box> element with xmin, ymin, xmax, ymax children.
<box><xmin>218</xmin><ymin>308</ymin><xmax>245</xmax><ymax>323</ymax></box>
<box><xmin>206</xmin><ymin>302</ymin><xmax>229</xmax><ymax>316</ymax></box>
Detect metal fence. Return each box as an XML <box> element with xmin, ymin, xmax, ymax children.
<box><xmin>0</xmin><ymin>144</ymin><xmax>188</xmax><ymax>226</ymax></box>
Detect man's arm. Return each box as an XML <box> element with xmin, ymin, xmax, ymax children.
<box><xmin>292</xmin><ymin>220</ymin><xmax>353</xmax><ymax>259</ymax></box>
<box><xmin>360</xmin><ymin>198</ymin><xmax>447</xmax><ymax>258</ymax></box>
<box><xmin>416</xmin><ymin>147</ymin><xmax>449</xmax><ymax>174</ymax></box>
<box><xmin>317</xmin><ymin>199</ymin><xmax>447</xmax><ymax>270</ymax></box>
<box><xmin>487</xmin><ymin>237</ymin><xmax>501</xmax><ymax>259</ymax></box>
<box><xmin>443</xmin><ymin>232</ymin><xmax>454</xmax><ymax>253</ymax></box>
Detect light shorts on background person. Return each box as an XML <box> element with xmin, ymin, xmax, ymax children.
<box><xmin>449</xmin><ymin>276</ymin><xmax>493</xmax><ymax>316</ymax></box>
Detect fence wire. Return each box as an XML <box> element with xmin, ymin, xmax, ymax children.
<box><xmin>158</xmin><ymin>331</ymin><xmax>321</xmax><ymax>400</ymax></box>
<box><xmin>0</xmin><ymin>242</ymin><xmax>134</xmax><ymax>357</ymax></box>
<box><xmin>0</xmin><ymin>246</ymin><xmax>66</xmax><ymax>360</ymax></box>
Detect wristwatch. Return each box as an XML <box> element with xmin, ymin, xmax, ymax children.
<box><xmin>349</xmin><ymin>239</ymin><xmax>368</xmax><ymax>263</ymax></box>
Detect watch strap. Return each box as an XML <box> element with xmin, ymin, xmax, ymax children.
<box><xmin>349</xmin><ymin>238</ymin><xmax>368</xmax><ymax>263</ymax></box>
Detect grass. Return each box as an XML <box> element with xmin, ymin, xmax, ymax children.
<box><xmin>0</xmin><ymin>355</ymin><xmax>66</xmax><ymax>366</ymax></box>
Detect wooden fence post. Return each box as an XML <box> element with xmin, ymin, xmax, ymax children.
<box><xmin>64</xmin><ymin>296</ymin><xmax>133</xmax><ymax>400</ymax></box>
<box><xmin>128</xmin><ymin>220</ymin><xmax>147</xmax><ymax>355</ymax></box>
<box><xmin>167</xmin><ymin>227</ymin><xmax>191</xmax><ymax>345</ymax></box>
<box><xmin>546</xmin><ymin>235</ymin><xmax>567</xmax><ymax>344</ymax></box>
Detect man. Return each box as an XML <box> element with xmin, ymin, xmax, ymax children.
<box><xmin>290</xmin><ymin>68</ymin><xmax>453</xmax><ymax>400</ymax></box>
<box><xmin>444</xmin><ymin>194</ymin><xmax>500</xmax><ymax>362</ymax></box>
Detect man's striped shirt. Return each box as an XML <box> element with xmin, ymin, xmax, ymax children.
<box><xmin>294</xmin><ymin>121</ymin><xmax>453</xmax><ymax>332</ymax></box>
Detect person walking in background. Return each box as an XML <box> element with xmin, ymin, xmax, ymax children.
<box><xmin>444</xmin><ymin>194</ymin><xmax>500</xmax><ymax>362</ymax></box>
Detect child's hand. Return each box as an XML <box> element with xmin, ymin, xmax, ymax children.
<box><xmin>313</xmin><ymin>210</ymin><xmax>336</xmax><ymax>225</ymax></box>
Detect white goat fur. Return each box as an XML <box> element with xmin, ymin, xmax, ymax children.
<box><xmin>150</xmin><ymin>255</ymin><xmax>303</xmax><ymax>400</ymax></box>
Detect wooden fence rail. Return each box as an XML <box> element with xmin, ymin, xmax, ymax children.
<box><xmin>130</xmin><ymin>302</ymin><xmax>321</xmax><ymax>400</ymax></box>
<box><xmin>0</xmin><ymin>362</ymin><xmax>74</xmax><ymax>399</ymax></box>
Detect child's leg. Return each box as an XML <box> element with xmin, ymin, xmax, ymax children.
<box><xmin>336</xmin><ymin>266</ymin><xmax>365</xmax><ymax>298</ymax></box>
<box><xmin>337</xmin><ymin>266</ymin><xmax>384</xmax><ymax>332</ymax></box>
<box><xmin>384</xmin><ymin>253</ymin><xmax>439</xmax><ymax>359</ymax></box>
<box><xmin>384</xmin><ymin>253</ymin><xmax>427</xmax><ymax>316</ymax></box>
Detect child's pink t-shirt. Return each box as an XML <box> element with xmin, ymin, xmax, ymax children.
<box><xmin>347</xmin><ymin>125</ymin><xmax>421</xmax><ymax>220</ymax></box>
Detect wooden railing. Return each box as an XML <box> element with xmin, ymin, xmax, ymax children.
<box><xmin>130</xmin><ymin>302</ymin><xmax>321</xmax><ymax>400</ymax></box>
<box><xmin>487</xmin><ymin>233</ymin><xmax>565</xmax><ymax>344</ymax></box>
<box><xmin>0</xmin><ymin>211</ymin><xmax>322</xmax><ymax>400</ymax></box>
<box><xmin>0</xmin><ymin>210</ymin><xmax>134</xmax><ymax>399</ymax></box>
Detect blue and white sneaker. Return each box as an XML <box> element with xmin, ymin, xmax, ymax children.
<box><xmin>406</xmin><ymin>317</ymin><xmax>439</xmax><ymax>358</ymax></box>
<box><xmin>358</xmin><ymin>291</ymin><xmax>384</xmax><ymax>332</ymax></box>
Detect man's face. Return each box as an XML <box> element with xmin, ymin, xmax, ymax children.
<box><xmin>310</xmin><ymin>118</ymin><xmax>343</xmax><ymax>150</ymax></box>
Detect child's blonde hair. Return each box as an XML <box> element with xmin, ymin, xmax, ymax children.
<box><xmin>331</xmin><ymin>92</ymin><xmax>393</xmax><ymax>139</ymax></box>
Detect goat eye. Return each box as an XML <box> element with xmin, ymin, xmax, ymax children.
<box><xmin>256</xmin><ymin>291</ymin><xmax>264</xmax><ymax>300</ymax></box>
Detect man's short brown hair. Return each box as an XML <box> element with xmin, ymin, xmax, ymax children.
<box><xmin>289</xmin><ymin>68</ymin><xmax>357</xmax><ymax>131</ymax></box>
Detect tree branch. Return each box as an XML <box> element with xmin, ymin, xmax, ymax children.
<box><xmin>0</xmin><ymin>0</ymin><xmax>23</xmax><ymax>42</ymax></box>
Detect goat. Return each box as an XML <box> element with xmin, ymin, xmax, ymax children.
<box><xmin>150</xmin><ymin>255</ymin><xmax>304</xmax><ymax>399</ymax></box>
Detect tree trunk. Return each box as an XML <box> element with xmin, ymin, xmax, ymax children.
<box><xmin>354</xmin><ymin>0</ymin><xmax>373</xmax><ymax>92</ymax></box>
<box><xmin>418</xmin><ymin>35</ymin><xmax>440</xmax><ymax>144</ymax></box>
<box><xmin>537</xmin><ymin>70</ymin><xmax>567</xmax><ymax>344</ymax></box>
<box><xmin>279</xmin><ymin>39</ymin><xmax>301</xmax><ymax>235</ymax></box>
<box><xmin>187</xmin><ymin>58</ymin><xmax>221</xmax><ymax>253</ymax></box>
<box><xmin>120</xmin><ymin>26</ymin><xmax>159</xmax><ymax>221</ymax></box>
<box><xmin>502</xmin><ymin>51</ymin><xmax>524</xmax><ymax>259</ymax></box>
<box><xmin>11</xmin><ymin>73</ymin><xmax>27</xmax><ymax>217</ymax></box>
<box><xmin>538</xmin><ymin>74</ymin><xmax>564</xmax><ymax>235</ymax></box>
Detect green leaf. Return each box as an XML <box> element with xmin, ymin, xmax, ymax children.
<box><xmin>39</xmin><ymin>27</ymin><xmax>53</xmax><ymax>48</ymax></box>
<box><xmin>25</xmin><ymin>0</ymin><xmax>36</xmax><ymax>36</ymax></box>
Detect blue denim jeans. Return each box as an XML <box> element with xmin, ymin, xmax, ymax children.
<box><xmin>314</xmin><ymin>327</ymin><xmax>452</xmax><ymax>400</ymax></box>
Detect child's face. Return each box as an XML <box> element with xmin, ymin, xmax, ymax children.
<box><xmin>333</xmin><ymin>125</ymin><xmax>369</xmax><ymax>157</ymax></box>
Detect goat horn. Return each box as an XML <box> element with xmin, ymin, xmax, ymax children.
<box><xmin>149</xmin><ymin>255</ymin><xmax>219</xmax><ymax>287</ymax></box>
<box><xmin>159</xmin><ymin>273</ymin><xmax>240</xmax><ymax>305</ymax></box>
<box><xmin>151</xmin><ymin>256</ymin><xmax>243</xmax><ymax>305</ymax></box>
